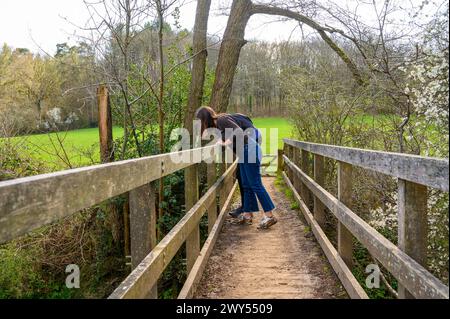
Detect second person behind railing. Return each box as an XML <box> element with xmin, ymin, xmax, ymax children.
<box><xmin>195</xmin><ymin>106</ymin><xmax>277</xmax><ymax>229</ymax></box>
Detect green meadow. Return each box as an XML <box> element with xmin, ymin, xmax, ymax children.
<box><xmin>8</xmin><ymin>127</ymin><xmax>124</xmax><ymax>168</ymax></box>
<box><xmin>253</xmin><ymin>117</ymin><xmax>294</xmax><ymax>154</ymax></box>
<box><xmin>5</xmin><ymin>114</ymin><xmax>440</xmax><ymax>170</ymax></box>
<box><xmin>6</xmin><ymin>118</ymin><xmax>293</xmax><ymax>169</ymax></box>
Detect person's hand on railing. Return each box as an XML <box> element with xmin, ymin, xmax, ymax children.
<box><xmin>216</xmin><ymin>139</ymin><xmax>232</xmax><ymax>147</ymax></box>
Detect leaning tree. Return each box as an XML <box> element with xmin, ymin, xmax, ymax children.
<box><xmin>207</xmin><ymin>0</ymin><xmax>367</xmax><ymax>114</ymax></box>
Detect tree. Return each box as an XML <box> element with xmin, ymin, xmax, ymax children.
<box><xmin>209</xmin><ymin>0</ymin><xmax>365</xmax><ymax>113</ymax></box>
<box><xmin>184</xmin><ymin>0</ymin><xmax>212</xmax><ymax>134</ymax></box>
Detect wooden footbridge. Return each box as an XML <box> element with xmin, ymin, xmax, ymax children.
<box><xmin>0</xmin><ymin>139</ymin><xmax>448</xmax><ymax>299</ymax></box>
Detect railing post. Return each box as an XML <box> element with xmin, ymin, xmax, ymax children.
<box><xmin>286</xmin><ymin>145</ymin><xmax>293</xmax><ymax>181</ymax></box>
<box><xmin>98</xmin><ymin>84</ymin><xmax>128</xmax><ymax>268</ymax></box>
<box><xmin>207</xmin><ymin>162</ymin><xmax>217</xmax><ymax>233</ymax></box>
<box><xmin>123</xmin><ymin>198</ymin><xmax>131</xmax><ymax>263</ymax></box>
<box><xmin>218</xmin><ymin>149</ymin><xmax>227</xmax><ymax>208</ymax></box>
<box><xmin>301</xmin><ymin>149</ymin><xmax>312</xmax><ymax>208</ymax></box>
<box><xmin>313</xmin><ymin>154</ymin><xmax>326</xmax><ymax>229</ymax></box>
<box><xmin>97</xmin><ymin>85</ymin><xmax>114</xmax><ymax>163</ymax></box>
<box><xmin>337</xmin><ymin>161</ymin><xmax>353</xmax><ymax>269</ymax></box>
<box><xmin>397</xmin><ymin>179</ymin><xmax>428</xmax><ymax>299</ymax></box>
<box><xmin>185</xmin><ymin>164</ymin><xmax>200</xmax><ymax>274</ymax></box>
<box><xmin>277</xmin><ymin>149</ymin><xmax>284</xmax><ymax>175</ymax></box>
<box><xmin>293</xmin><ymin>147</ymin><xmax>302</xmax><ymax>194</ymax></box>
<box><xmin>129</xmin><ymin>183</ymin><xmax>157</xmax><ymax>298</ymax></box>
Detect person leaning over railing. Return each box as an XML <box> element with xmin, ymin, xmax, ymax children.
<box><xmin>195</xmin><ymin>106</ymin><xmax>277</xmax><ymax>229</ymax></box>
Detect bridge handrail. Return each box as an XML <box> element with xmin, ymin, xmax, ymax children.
<box><xmin>109</xmin><ymin>161</ymin><xmax>238</xmax><ymax>299</ymax></box>
<box><xmin>1</xmin><ymin>144</ymin><xmax>237</xmax><ymax>299</ymax></box>
<box><xmin>0</xmin><ymin>145</ymin><xmax>217</xmax><ymax>243</ymax></box>
<box><xmin>282</xmin><ymin>139</ymin><xmax>449</xmax><ymax>299</ymax></box>
<box><xmin>284</xmin><ymin>139</ymin><xmax>449</xmax><ymax>191</ymax></box>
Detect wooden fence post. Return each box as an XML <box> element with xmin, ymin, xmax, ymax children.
<box><xmin>301</xmin><ymin>149</ymin><xmax>312</xmax><ymax>208</ymax></box>
<box><xmin>397</xmin><ymin>179</ymin><xmax>428</xmax><ymax>299</ymax></box>
<box><xmin>293</xmin><ymin>147</ymin><xmax>302</xmax><ymax>194</ymax></box>
<box><xmin>129</xmin><ymin>183</ymin><xmax>157</xmax><ymax>298</ymax></box>
<box><xmin>123</xmin><ymin>198</ymin><xmax>130</xmax><ymax>262</ymax></box>
<box><xmin>277</xmin><ymin>149</ymin><xmax>284</xmax><ymax>175</ymax></box>
<box><xmin>218</xmin><ymin>149</ymin><xmax>227</xmax><ymax>208</ymax></box>
<box><xmin>98</xmin><ymin>84</ymin><xmax>127</xmax><ymax>266</ymax></box>
<box><xmin>286</xmin><ymin>145</ymin><xmax>293</xmax><ymax>181</ymax></box>
<box><xmin>338</xmin><ymin>161</ymin><xmax>354</xmax><ymax>268</ymax></box>
<box><xmin>207</xmin><ymin>162</ymin><xmax>217</xmax><ymax>233</ymax></box>
<box><xmin>314</xmin><ymin>154</ymin><xmax>326</xmax><ymax>229</ymax></box>
<box><xmin>185</xmin><ymin>164</ymin><xmax>200</xmax><ymax>274</ymax></box>
<box><xmin>97</xmin><ymin>85</ymin><xmax>114</xmax><ymax>163</ymax></box>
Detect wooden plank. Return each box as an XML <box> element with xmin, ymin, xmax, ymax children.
<box><xmin>178</xmin><ymin>182</ymin><xmax>238</xmax><ymax>299</ymax></box>
<box><xmin>338</xmin><ymin>161</ymin><xmax>354</xmax><ymax>269</ymax></box>
<box><xmin>282</xmin><ymin>173</ymin><xmax>368</xmax><ymax>299</ymax></box>
<box><xmin>0</xmin><ymin>145</ymin><xmax>216</xmax><ymax>244</ymax></box>
<box><xmin>108</xmin><ymin>161</ymin><xmax>238</xmax><ymax>299</ymax></box>
<box><xmin>284</xmin><ymin>139</ymin><xmax>449</xmax><ymax>191</ymax></box>
<box><xmin>283</xmin><ymin>156</ymin><xmax>449</xmax><ymax>299</ymax></box>
<box><xmin>185</xmin><ymin>164</ymin><xmax>200</xmax><ymax>274</ymax></box>
<box><xmin>397</xmin><ymin>179</ymin><xmax>428</xmax><ymax>299</ymax></box>
<box><xmin>313</xmin><ymin>154</ymin><xmax>326</xmax><ymax>228</ymax></box>
<box><xmin>207</xmin><ymin>163</ymin><xmax>217</xmax><ymax>233</ymax></box>
<box><xmin>129</xmin><ymin>183</ymin><xmax>157</xmax><ymax>298</ymax></box>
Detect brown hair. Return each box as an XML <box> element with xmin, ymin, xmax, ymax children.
<box><xmin>195</xmin><ymin>106</ymin><xmax>218</xmax><ymax>134</ymax></box>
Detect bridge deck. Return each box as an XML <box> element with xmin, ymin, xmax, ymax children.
<box><xmin>194</xmin><ymin>177</ymin><xmax>347</xmax><ymax>299</ymax></box>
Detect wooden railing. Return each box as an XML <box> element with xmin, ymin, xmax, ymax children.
<box><xmin>0</xmin><ymin>145</ymin><xmax>237</xmax><ymax>299</ymax></box>
<box><xmin>281</xmin><ymin>139</ymin><xmax>449</xmax><ymax>299</ymax></box>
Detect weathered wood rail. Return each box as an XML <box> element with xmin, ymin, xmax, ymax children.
<box><xmin>281</xmin><ymin>139</ymin><xmax>449</xmax><ymax>299</ymax></box>
<box><xmin>1</xmin><ymin>136</ymin><xmax>449</xmax><ymax>299</ymax></box>
<box><xmin>0</xmin><ymin>145</ymin><xmax>237</xmax><ymax>299</ymax></box>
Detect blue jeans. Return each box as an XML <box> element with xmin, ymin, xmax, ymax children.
<box><xmin>239</xmin><ymin>143</ymin><xmax>276</xmax><ymax>213</ymax></box>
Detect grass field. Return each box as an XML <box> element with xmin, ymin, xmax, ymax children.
<box><xmin>253</xmin><ymin>117</ymin><xmax>294</xmax><ymax>154</ymax></box>
<box><xmin>9</xmin><ymin>127</ymin><xmax>124</xmax><ymax>168</ymax></box>
<box><xmin>7</xmin><ymin>118</ymin><xmax>293</xmax><ymax>169</ymax></box>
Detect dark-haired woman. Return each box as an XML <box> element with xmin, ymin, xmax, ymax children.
<box><xmin>195</xmin><ymin>106</ymin><xmax>277</xmax><ymax>229</ymax></box>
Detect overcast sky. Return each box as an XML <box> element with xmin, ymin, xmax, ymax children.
<box><xmin>0</xmin><ymin>0</ymin><xmax>439</xmax><ymax>55</ymax></box>
<box><xmin>0</xmin><ymin>0</ymin><xmax>303</xmax><ymax>54</ymax></box>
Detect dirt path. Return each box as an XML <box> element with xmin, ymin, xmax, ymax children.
<box><xmin>194</xmin><ymin>177</ymin><xmax>347</xmax><ymax>299</ymax></box>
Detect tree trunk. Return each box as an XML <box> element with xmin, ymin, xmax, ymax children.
<box><xmin>156</xmin><ymin>1</ymin><xmax>165</xmax><ymax>219</ymax></box>
<box><xmin>208</xmin><ymin>0</ymin><xmax>365</xmax><ymax>114</ymax></box>
<box><xmin>209</xmin><ymin>0</ymin><xmax>252</xmax><ymax>113</ymax></box>
<box><xmin>184</xmin><ymin>0</ymin><xmax>212</xmax><ymax>134</ymax></box>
